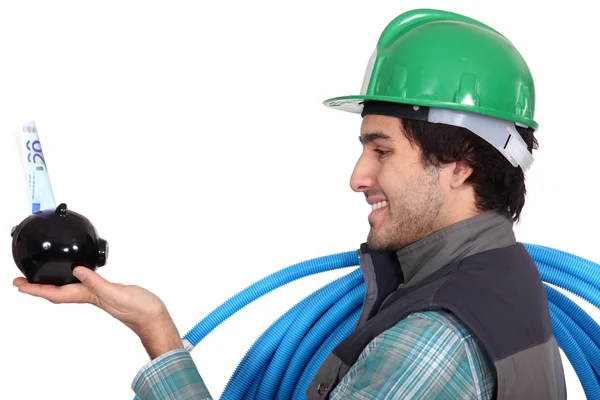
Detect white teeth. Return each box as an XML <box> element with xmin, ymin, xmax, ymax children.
<box><xmin>372</xmin><ymin>201</ymin><xmax>389</xmax><ymax>211</ymax></box>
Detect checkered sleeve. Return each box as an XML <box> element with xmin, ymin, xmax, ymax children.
<box><xmin>330</xmin><ymin>310</ymin><xmax>497</xmax><ymax>399</ymax></box>
<box><xmin>132</xmin><ymin>348</ymin><xmax>213</xmax><ymax>400</ymax></box>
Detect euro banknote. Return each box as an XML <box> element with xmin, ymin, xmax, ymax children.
<box><xmin>15</xmin><ymin>121</ymin><xmax>56</xmax><ymax>214</ymax></box>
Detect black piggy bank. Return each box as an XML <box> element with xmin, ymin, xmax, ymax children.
<box><xmin>11</xmin><ymin>203</ymin><xmax>108</xmax><ymax>286</ymax></box>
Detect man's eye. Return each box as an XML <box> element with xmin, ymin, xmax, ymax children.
<box><xmin>374</xmin><ymin>149</ymin><xmax>390</xmax><ymax>157</ymax></box>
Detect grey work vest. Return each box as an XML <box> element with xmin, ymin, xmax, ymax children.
<box><xmin>307</xmin><ymin>212</ymin><xmax>566</xmax><ymax>399</ymax></box>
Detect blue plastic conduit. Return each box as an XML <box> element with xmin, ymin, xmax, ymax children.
<box><xmin>132</xmin><ymin>243</ymin><xmax>600</xmax><ymax>400</ymax></box>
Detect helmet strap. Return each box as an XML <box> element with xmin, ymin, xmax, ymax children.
<box><xmin>360</xmin><ymin>100</ymin><xmax>533</xmax><ymax>171</ymax></box>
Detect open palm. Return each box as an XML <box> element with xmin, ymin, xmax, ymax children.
<box><xmin>13</xmin><ymin>266</ymin><xmax>169</xmax><ymax>336</ymax></box>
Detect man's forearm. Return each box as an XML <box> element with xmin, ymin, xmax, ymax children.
<box><xmin>138</xmin><ymin>314</ymin><xmax>184</xmax><ymax>360</ymax></box>
<box><xmin>131</xmin><ymin>315</ymin><xmax>211</xmax><ymax>400</ymax></box>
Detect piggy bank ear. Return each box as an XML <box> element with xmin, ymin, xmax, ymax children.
<box><xmin>55</xmin><ymin>202</ymin><xmax>68</xmax><ymax>216</ymax></box>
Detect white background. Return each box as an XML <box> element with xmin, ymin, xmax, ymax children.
<box><xmin>0</xmin><ymin>0</ymin><xmax>598</xmax><ymax>399</ymax></box>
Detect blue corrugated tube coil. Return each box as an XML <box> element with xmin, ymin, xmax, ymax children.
<box><xmin>133</xmin><ymin>243</ymin><xmax>600</xmax><ymax>399</ymax></box>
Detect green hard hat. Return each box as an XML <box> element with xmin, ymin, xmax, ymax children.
<box><xmin>324</xmin><ymin>9</ymin><xmax>537</xmax><ymax>130</ymax></box>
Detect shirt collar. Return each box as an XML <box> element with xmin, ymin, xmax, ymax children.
<box><xmin>396</xmin><ymin>211</ymin><xmax>516</xmax><ymax>289</ymax></box>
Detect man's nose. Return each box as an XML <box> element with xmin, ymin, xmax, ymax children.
<box><xmin>350</xmin><ymin>155</ymin><xmax>377</xmax><ymax>193</ymax></box>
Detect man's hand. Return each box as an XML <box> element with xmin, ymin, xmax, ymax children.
<box><xmin>13</xmin><ymin>267</ymin><xmax>184</xmax><ymax>359</ymax></box>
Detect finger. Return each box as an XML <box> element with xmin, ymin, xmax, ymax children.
<box><xmin>72</xmin><ymin>266</ymin><xmax>126</xmax><ymax>303</ymax></box>
<box><xmin>16</xmin><ymin>281</ymin><xmax>95</xmax><ymax>304</ymax></box>
<box><xmin>13</xmin><ymin>277</ymin><xmax>27</xmax><ymax>287</ymax></box>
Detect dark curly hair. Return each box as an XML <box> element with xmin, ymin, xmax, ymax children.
<box><xmin>400</xmin><ymin>118</ymin><xmax>538</xmax><ymax>222</ymax></box>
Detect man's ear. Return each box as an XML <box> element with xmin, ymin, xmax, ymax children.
<box><xmin>449</xmin><ymin>160</ymin><xmax>473</xmax><ymax>188</ymax></box>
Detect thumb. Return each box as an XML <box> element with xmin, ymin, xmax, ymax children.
<box><xmin>73</xmin><ymin>266</ymin><xmax>123</xmax><ymax>302</ymax></box>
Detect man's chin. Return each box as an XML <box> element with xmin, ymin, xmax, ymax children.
<box><xmin>367</xmin><ymin>232</ymin><xmax>396</xmax><ymax>251</ymax></box>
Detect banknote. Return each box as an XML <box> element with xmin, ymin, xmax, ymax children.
<box><xmin>15</xmin><ymin>121</ymin><xmax>56</xmax><ymax>214</ymax></box>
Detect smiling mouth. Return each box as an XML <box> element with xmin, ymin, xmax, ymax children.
<box><xmin>371</xmin><ymin>201</ymin><xmax>389</xmax><ymax>211</ymax></box>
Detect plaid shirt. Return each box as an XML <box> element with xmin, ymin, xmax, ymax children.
<box><xmin>132</xmin><ymin>310</ymin><xmax>496</xmax><ymax>399</ymax></box>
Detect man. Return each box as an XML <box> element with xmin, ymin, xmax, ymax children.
<box><xmin>13</xmin><ymin>8</ymin><xmax>566</xmax><ymax>400</ymax></box>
